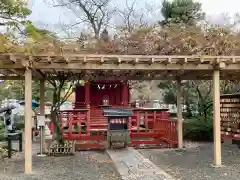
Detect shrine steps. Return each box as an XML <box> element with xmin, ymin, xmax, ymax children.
<box><xmin>73</xmin><ymin>107</ymin><xmax>107</xmax><ymax>150</ymax></box>
<box><xmin>90</xmin><ymin>108</ymin><xmax>107</xmax><ymax>130</ymax></box>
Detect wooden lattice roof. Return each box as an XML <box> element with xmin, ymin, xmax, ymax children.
<box><xmin>1</xmin><ymin>53</ymin><xmax>240</xmax><ymax>80</ymax></box>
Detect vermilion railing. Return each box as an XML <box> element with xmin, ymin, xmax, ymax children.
<box><xmin>47</xmin><ymin>108</ymin><xmax>178</xmax><ymax>150</ymax></box>
<box><xmin>129</xmin><ymin>110</ymin><xmax>178</xmax><ymax>148</ymax></box>
<box><xmin>73</xmin><ymin>102</ymin><xmax>86</xmax><ymax>109</ymax></box>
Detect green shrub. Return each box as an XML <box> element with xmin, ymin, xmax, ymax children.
<box><xmin>169</xmin><ymin>112</ymin><xmax>189</xmax><ymax>118</ymax></box>
<box><xmin>0</xmin><ymin>127</ymin><xmax>6</xmax><ymax>141</ymax></box>
<box><xmin>183</xmin><ymin>118</ymin><xmax>213</xmax><ymax>142</ymax></box>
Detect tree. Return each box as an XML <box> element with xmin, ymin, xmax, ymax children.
<box><xmin>160</xmin><ymin>0</ymin><xmax>205</xmax><ymax>26</ymax></box>
<box><xmin>0</xmin><ymin>0</ymin><xmax>31</xmax><ymax>32</ymax></box>
<box><xmin>0</xmin><ymin>80</ymin><xmax>54</xmax><ymax>101</ymax></box>
<box><xmin>24</xmin><ymin>22</ymin><xmax>57</xmax><ymax>41</ymax></box>
<box><xmin>43</xmin><ymin>72</ymin><xmax>77</xmax><ymax>143</ymax></box>
<box><xmin>100</xmin><ymin>28</ymin><xmax>109</xmax><ymax>42</ymax></box>
<box><xmin>117</xmin><ymin>0</ymin><xmax>148</xmax><ymax>33</ymax></box>
<box><xmin>53</xmin><ymin>0</ymin><xmax>114</xmax><ymax>38</ymax></box>
<box><xmin>158</xmin><ymin>80</ymin><xmax>177</xmax><ymax>104</ymax></box>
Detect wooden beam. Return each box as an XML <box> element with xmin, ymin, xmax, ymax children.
<box><xmin>24</xmin><ymin>68</ymin><xmax>32</xmax><ymax>173</ymax></box>
<box><xmin>100</xmin><ymin>56</ymin><xmax>104</xmax><ymax>64</ymax></box>
<box><xmin>2</xmin><ymin>54</ymin><xmax>240</xmax><ymax>64</ymax></box>
<box><xmin>0</xmin><ymin>75</ymin><xmax>44</xmax><ymax>80</ymax></box>
<box><xmin>178</xmin><ymin>57</ymin><xmax>188</xmax><ymax>65</ymax></box>
<box><xmin>117</xmin><ymin>57</ymin><xmax>122</xmax><ymax>65</ymax></box>
<box><xmin>32</xmin><ymin>63</ymin><xmax>213</xmax><ymax>70</ymax></box>
<box><xmin>7</xmin><ymin>69</ymin><xmax>24</xmax><ymax>76</ymax></box>
<box><xmin>9</xmin><ymin>54</ymin><xmax>16</xmax><ymax>63</ymax></box>
<box><xmin>221</xmin><ymin>64</ymin><xmax>240</xmax><ymax>70</ymax></box>
<box><xmin>212</xmin><ymin>69</ymin><xmax>222</xmax><ymax>167</ymax></box>
<box><xmin>0</xmin><ymin>63</ymin><xmax>24</xmax><ymax>69</ymax></box>
<box><xmin>4</xmin><ymin>54</ymin><xmax>240</xmax><ymax>70</ymax></box>
<box><xmin>83</xmin><ymin>56</ymin><xmax>87</xmax><ymax>63</ymax></box>
<box><xmin>0</xmin><ymin>74</ymin><xmax>239</xmax><ymax>81</ymax></box>
<box><xmin>131</xmin><ymin>58</ymin><xmax>139</xmax><ymax>65</ymax></box>
<box><xmin>0</xmin><ymin>76</ymin><xmax>24</xmax><ymax>80</ymax></box>
<box><xmin>47</xmin><ymin>56</ymin><xmax>51</xmax><ymax>64</ymax></box>
<box><xmin>176</xmin><ymin>78</ymin><xmax>183</xmax><ymax>149</ymax></box>
<box><xmin>64</xmin><ymin>56</ymin><xmax>69</xmax><ymax>64</ymax></box>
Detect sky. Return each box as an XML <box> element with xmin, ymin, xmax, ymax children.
<box><xmin>26</xmin><ymin>0</ymin><xmax>240</xmax><ymax>36</ymax></box>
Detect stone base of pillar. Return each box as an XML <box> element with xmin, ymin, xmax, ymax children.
<box><xmin>210</xmin><ymin>164</ymin><xmax>225</xmax><ymax>168</ymax></box>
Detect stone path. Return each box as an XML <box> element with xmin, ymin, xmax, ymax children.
<box><xmin>107</xmin><ymin>147</ymin><xmax>175</xmax><ymax>180</ymax></box>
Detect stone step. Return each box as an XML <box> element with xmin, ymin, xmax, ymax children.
<box><xmin>107</xmin><ymin>147</ymin><xmax>175</xmax><ymax>180</ymax></box>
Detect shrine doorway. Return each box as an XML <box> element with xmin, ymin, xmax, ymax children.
<box><xmin>89</xmin><ymin>82</ymin><xmax>122</xmax><ymax>107</ymax></box>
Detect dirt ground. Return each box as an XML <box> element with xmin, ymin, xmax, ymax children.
<box><xmin>139</xmin><ymin>141</ymin><xmax>240</xmax><ymax>180</ymax></box>
<box><xmin>0</xmin><ymin>145</ymin><xmax>121</xmax><ymax>180</ymax></box>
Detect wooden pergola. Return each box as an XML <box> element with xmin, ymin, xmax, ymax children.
<box><xmin>1</xmin><ymin>53</ymin><xmax>239</xmax><ymax>173</ymax></box>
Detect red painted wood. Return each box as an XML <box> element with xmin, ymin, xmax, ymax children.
<box><xmin>75</xmin><ymin>143</ymin><xmax>106</xmax><ymax>150</ymax></box>
<box><xmin>129</xmin><ymin>110</ymin><xmax>178</xmax><ymax>148</ymax></box>
<box><xmin>121</xmin><ymin>81</ymin><xmax>129</xmax><ymax>106</ymax></box>
<box><xmin>64</xmin><ymin>134</ymin><xmax>105</xmax><ymax>141</ymax></box>
<box><xmin>74</xmin><ymin>102</ymin><xmax>86</xmax><ymax>109</ymax></box>
<box><xmin>76</xmin><ymin>80</ymin><xmax>124</xmax><ymax>107</ymax></box>
<box><xmin>49</xmin><ymin>102</ymin><xmax>177</xmax><ymax>149</ymax></box>
<box><xmin>85</xmin><ymin>82</ymin><xmax>90</xmax><ymax>105</ymax></box>
<box><xmin>47</xmin><ymin>108</ymin><xmax>106</xmax><ymax>150</ymax></box>
<box><xmin>75</xmin><ymin>85</ymin><xmax>85</xmax><ymax>105</ymax></box>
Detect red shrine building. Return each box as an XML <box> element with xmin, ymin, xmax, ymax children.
<box><xmin>75</xmin><ymin>80</ymin><xmax>130</xmax><ymax>108</ymax></box>
<box><xmin>48</xmin><ymin>80</ymin><xmax>178</xmax><ymax>150</ymax></box>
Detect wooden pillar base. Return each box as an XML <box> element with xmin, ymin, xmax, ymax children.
<box><xmin>210</xmin><ymin>164</ymin><xmax>225</xmax><ymax>168</ymax></box>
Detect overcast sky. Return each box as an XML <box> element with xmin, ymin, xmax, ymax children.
<box><xmin>26</xmin><ymin>0</ymin><xmax>240</xmax><ymax>36</ymax></box>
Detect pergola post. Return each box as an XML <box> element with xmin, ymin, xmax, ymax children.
<box><xmin>40</xmin><ymin>80</ymin><xmax>45</xmax><ymax>115</ymax></box>
<box><xmin>213</xmin><ymin>69</ymin><xmax>221</xmax><ymax>166</ymax></box>
<box><xmin>24</xmin><ymin>68</ymin><xmax>32</xmax><ymax>173</ymax></box>
<box><xmin>176</xmin><ymin>79</ymin><xmax>183</xmax><ymax>148</ymax></box>
<box><xmin>39</xmin><ymin>79</ymin><xmax>45</xmax><ymax>153</ymax></box>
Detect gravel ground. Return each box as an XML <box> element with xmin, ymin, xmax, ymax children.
<box><xmin>139</xmin><ymin>141</ymin><xmax>240</xmax><ymax>180</ymax></box>
<box><xmin>0</xmin><ymin>149</ymin><xmax>121</xmax><ymax>180</ymax></box>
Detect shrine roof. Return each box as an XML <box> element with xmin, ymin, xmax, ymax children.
<box><xmin>1</xmin><ymin>53</ymin><xmax>240</xmax><ymax>80</ymax></box>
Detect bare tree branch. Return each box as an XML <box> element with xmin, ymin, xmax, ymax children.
<box><xmin>116</xmin><ymin>0</ymin><xmax>152</xmax><ymax>33</ymax></box>
<box><xmin>52</xmin><ymin>0</ymin><xmax>114</xmax><ymax>38</ymax></box>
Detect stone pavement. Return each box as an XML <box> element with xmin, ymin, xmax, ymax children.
<box><xmin>107</xmin><ymin>147</ymin><xmax>175</xmax><ymax>180</ymax></box>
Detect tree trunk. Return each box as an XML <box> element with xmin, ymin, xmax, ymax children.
<box><xmin>203</xmin><ymin>108</ymin><xmax>208</xmax><ymax>122</ymax></box>
<box><xmin>50</xmin><ymin>88</ymin><xmax>64</xmax><ymax>144</ymax></box>
<box><xmin>185</xmin><ymin>100</ymin><xmax>192</xmax><ymax>117</ymax></box>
